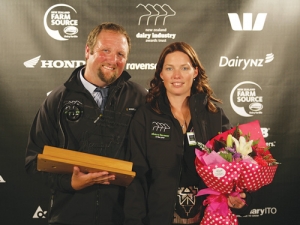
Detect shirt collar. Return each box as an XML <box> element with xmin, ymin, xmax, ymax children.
<box><xmin>79</xmin><ymin>67</ymin><xmax>99</xmax><ymax>95</ymax></box>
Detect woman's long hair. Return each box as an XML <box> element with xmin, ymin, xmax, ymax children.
<box><xmin>146</xmin><ymin>42</ymin><xmax>222</xmax><ymax>113</ymax></box>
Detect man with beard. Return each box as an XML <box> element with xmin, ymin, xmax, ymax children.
<box><xmin>25</xmin><ymin>22</ymin><xmax>147</xmax><ymax>225</ymax></box>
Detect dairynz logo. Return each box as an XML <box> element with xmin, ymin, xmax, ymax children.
<box><xmin>44</xmin><ymin>4</ymin><xmax>79</xmax><ymax>41</ymax></box>
<box><xmin>219</xmin><ymin>53</ymin><xmax>274</xmax><ymax>70</ymax></box>
<box><xmin>24</xmin><ymin>56</ymin><xmax>85</xmax><ymax>68</ymax></box>
<box><xmin>228</xmin><ymin>13</ymin><xmax>267</xmax><ymax>31</ymax></box>
<box><xmin>230</xmin><ymin>81</ymin><xmax>263</xmax><ymax>117</ymax></box>
<box><xmin>33</xmin><ymin>206</ymin><xmax>47</xmax><ymax>219</ymax></box>
<box><xmin>137</xmin><ymin>4</ymin><xmax>176</xmax><ymax>25</ymax></box>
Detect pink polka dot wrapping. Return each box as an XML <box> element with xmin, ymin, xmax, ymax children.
<box><xmin>194</xmin><ymin>120</ymin><xmax>280</xmax><ymax>225</ymax></box>
<box><xmin>195</xmin><ymin>156</ymin><xmax>242</xmax><ymax>194</ymax></box>
<box><xmin>237</xmin><ymin>162</ymin><xmax>278</xmax><ymax>191</ymax></box>
<box><xmin>200</xmin><ymin>208</ymin><xmax>238</xmax><ymax>225</ymax></box>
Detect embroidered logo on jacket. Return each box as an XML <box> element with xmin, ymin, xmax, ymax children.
<box><xmin>62</xmin><ymin>100</ymin><xmax>83</xmax><ymax>121</ymax></box>
<box><xmin>177</xmin><ymin>186</ymin><xmax>199</xmax><ymax>216</ymax></box>
<box><xmin>150</xmin><ymin>121</ymin><xmax>171</xmax><ymax>140</ymax></box>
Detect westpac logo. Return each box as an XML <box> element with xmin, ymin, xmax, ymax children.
<box><xmin>137</xmin><ymin>3</ymin><xmax>176</xmax><ymax>25</ymax></box>
<box><xmin>24</xmin><ymin>56</ymin><xmax>85</xmax><ymax>68</ymax></box>
<box><xmin>228</xmin><ymin>13</ymin><xmax>267</xmax><ymax>31</ymax></box>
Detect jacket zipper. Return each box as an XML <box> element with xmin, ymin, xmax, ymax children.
<box><xmin>93</xmin><ymin>84</ymin><xmax>120</xmax><ymax>124</ymax></box>
<box><xmin>94</xmin><ymin>114</ymin><xmax>103</xmax><ymax>123</ymax></box>
<box><xmin>169</xmin><ymin>121</ymin><xmax>185</xmax><ymax>224</ymax></box>
<box><xmin>59</xmin><ymin>106</ymin><xmax>67</xmax><ymax>148</ymax></box>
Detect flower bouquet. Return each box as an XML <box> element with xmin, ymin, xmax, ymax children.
<box><xmin>195</xmin><ymin>120</ymin><xmax>279</xmax><ymax>225</ymax></box>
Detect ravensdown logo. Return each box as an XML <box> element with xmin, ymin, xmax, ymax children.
<box><xmin>137</xmin><ymin>4</ymin><xmax>176</xmax><ymax>25</ymax></box>
<box><xmin>219</xmin><ymin>53</ymin><xmax>274</xmax><ymax>70</ymax></box>
<box><xmin>228</xmin><ymin>13</ymin><xmax>267</xmax><ymax>31</ymax></box>
<box><xmin>126</xmin><ymin>63</ymin><xmax>156</xmax><ymax>70</ymax></box>
<box><xmin>24</xmin><ymin>56</ymin><xmax>85</xmax><ymax>68</ymax></box>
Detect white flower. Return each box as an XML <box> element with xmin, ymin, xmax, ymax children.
<box><xmin>231</xmin><ymin>136</ymin><xmax>253</xmax><ymax>156</ymax></box>
<box><xmin>226</xmin><ymin>134</ymin><xmax>233</xmax><ymax>147</ymax></box>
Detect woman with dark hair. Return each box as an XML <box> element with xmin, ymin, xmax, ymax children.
<box><xmin>124</xmin><ymin>42</ymin><xmax>249</xmax><ymax>225</ymax></box>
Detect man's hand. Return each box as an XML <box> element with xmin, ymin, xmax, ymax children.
<box><xmin>228</xmin><ymin>193</ymin><xmax>246</xmax><ymax>209</ymax></box>
<box><xmin>71</xmin><ymin>166</ymin><xmax>115</xmax><ymax>190</ymax></box>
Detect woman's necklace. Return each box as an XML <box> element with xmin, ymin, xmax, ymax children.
<box><xmin>170</xmin><ymin>105</ymin><xmax>191</xmax><ymax>133</ymax></box>
<box><xmin>173</xmin><ymin>115</ymin><xmax>188</xmax><ymax>129</ymax></box>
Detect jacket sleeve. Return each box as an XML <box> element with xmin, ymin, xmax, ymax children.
<box><xmin>25</xmin><ymin>93</ymin><xmax>74</xmax><ymax>193</ymax></box>
<box><xmin>124</xmin><ymin>108</ymin><xmax>149</xmax><ymax>225</ymax></box>
<box><xmin>219</xmin><ymin>107</ymin><xmax>232</xmax><ymax>132</ymax></box>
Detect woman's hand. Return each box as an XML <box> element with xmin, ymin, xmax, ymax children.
<box><xmin>228</xmin><ymin>192</ymin><xmax>246</xmax><ymax>209</ymax></box>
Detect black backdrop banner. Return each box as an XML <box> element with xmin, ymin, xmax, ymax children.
<box><xmin>1</xmin><ymin>0</ymin><xmax>299</xmax><ymax>224</ymax></box>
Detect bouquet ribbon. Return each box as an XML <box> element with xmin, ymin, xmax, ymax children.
<box><xmin>196</xmin><ymin>188</ymin><xmax>243</xmax><ymax>217</ymax></box>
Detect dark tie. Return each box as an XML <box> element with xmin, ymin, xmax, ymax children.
<box><xmin>93</xmin><ymin>87</ymin><xmax>109</xmax><ymax>113</ymax></box>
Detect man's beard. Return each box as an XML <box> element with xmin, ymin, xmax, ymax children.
<box><xmin>97</xmin><ymin>67</ymin><xmax>118</xmax><ymax>85</ymax></box>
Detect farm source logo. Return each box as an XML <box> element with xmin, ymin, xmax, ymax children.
<box><xmin>23</xmin><ymin>55</ymin><xmax>85</xmax><ymax>68</ymax></box>
<box><xmin>44</xmin><ymin>4</ymin><xmax>79</xmax><ymax>41</ymax></box>
<box><xmin>228</xmin><ymin>13</ymin><xmax>267</xmax><ymax>31</ymax></box>
<box><xmin>219</xmin><ymin>53</ymin><xmax>274</xmax><ymax>70</ymax></box>
<box><xmin>230</xmin><ymin>81</ymin><xmax>263</xmax><ymax>117</ymax></box>
<box><xmin>136</xmin><ymin>3</ymin><xmax>176</xmax><ymax>43</ymax></box>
